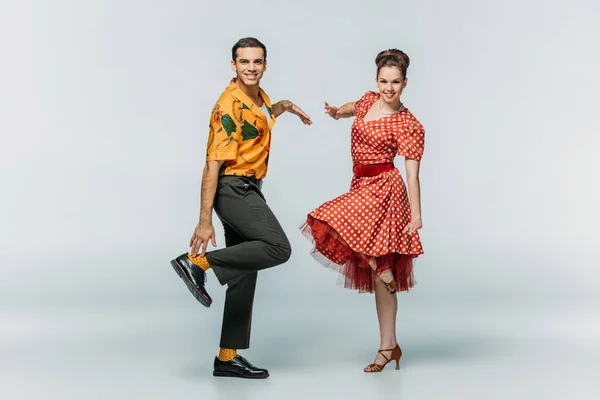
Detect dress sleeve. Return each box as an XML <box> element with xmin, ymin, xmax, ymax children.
<box><xmin>206</xmin><ymin>103</ymin><xmax>239</xmax><ymax>161</ymax></box>
<box><xmin>353</xmin><ymin>92</ymin><xmax>377</xmax><ymax>118</ymax></box>
<box><xmin>397</xmin><ymin>119</ymin><xmax>425</xmax><ymax>161</ymax></box>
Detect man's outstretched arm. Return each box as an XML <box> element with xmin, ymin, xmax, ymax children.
<box><xmin>272</xmin><ymin>100</ymin><xmax>312</xmax><ymax>125</ymax></box>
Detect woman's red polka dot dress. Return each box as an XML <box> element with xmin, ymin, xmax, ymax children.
<box><xmin>301</xmin><ymin>92</ymin><xmax>425</xmax><ymax>293</ymax></box>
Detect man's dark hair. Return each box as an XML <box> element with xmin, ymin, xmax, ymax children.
<box><xmin>232</xmin><ymin>37</ymin><xmax>267</xmax><ymax>61</ymax></box>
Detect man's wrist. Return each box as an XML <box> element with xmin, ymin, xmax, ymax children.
<box><xmin>199</xmin><ymin>213</ymin><xmax>212</xmax><ymax>226</ymax></box>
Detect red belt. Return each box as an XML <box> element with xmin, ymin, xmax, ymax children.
<box><xmin>352</xmin><ymin>162</ymin><xmax>394</xmax><ymax>177</ymax></box>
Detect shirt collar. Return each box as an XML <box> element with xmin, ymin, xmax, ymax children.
<box><xmin>227</xmin><ymin>78</ymin><xmax>274</xmax><ymax>126</ymax></box>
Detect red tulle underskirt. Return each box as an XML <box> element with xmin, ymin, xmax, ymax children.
<box><xmin>301</xmin><ymin>216</ymin><xmax>416</xmax><ymax>293</ymax></box>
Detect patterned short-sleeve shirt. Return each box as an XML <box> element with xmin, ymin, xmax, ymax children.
<box><xmin>206</xmin><ymin>79</ymin><xmax>276</xmax><ymax>179</ymax></box>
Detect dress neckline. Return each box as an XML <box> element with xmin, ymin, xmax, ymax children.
<box><xmin>360</xmin><ymin>93</ymin><xmax>408</xmax><ymax>123</ymax></box>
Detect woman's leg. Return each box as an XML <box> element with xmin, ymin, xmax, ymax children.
<box><xmin>368</xmin><ymin>257</ymin><xmax>395</xmax><ymax>286</ymax></box>
<box><xmin>365</xmin><ymin>260</ymin><xmax>399</xmax><ymax>371</ymax></box>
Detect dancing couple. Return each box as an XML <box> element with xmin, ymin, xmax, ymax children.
<box><xmin>169</xmin><ymin>37</ymin><xmax>425</xmax><ymax>379</ymax></box>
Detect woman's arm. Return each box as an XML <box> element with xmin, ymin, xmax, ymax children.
<box><xmin>403</xmin><ymin>158</ymin><xmax>423</xmax><ymax>234</ymax></box>
<box><xmin>324</xmin><ymin>101</ymin><xmax>355</xmax><ymax>120</ymax></box>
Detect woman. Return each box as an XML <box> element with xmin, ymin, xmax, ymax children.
<box><xmin>301</xmin><ymin>49</ymin><xmax>425</xmax><ymax>373</ymax></box>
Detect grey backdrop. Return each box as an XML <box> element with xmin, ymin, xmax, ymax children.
<box><xmin>1</xmin><ymin>0</ymin><xmax>599</xmax><ymax>399</ymax></box>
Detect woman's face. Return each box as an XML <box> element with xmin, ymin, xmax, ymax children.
<box><xmin>376</xmin><ymin>66</ymin><xmax>407</xmax><ymax>105</ymax></box>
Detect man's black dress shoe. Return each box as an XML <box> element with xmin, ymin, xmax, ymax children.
<box><xmin>170</xmin><ymin>253</ymin><xmax>212</xmax><ymax>307</ymax></box>
<box><xmin>213</xmin><ymin>355</ymin><xmax>269</xmax><ymax>379</ymax></box>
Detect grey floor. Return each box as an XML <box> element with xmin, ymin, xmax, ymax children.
<box><xmin>2</xmin><ymin>251</ymin><xmax>600</xmax><ymax>400</ymax></box>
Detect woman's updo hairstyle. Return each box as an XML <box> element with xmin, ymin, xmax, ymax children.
<box><xmin>375</xmin><ymin>49</ymin><xmax>410</xmax><ymax>79</ymax></box>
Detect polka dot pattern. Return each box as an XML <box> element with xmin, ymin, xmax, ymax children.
<box><xmin>352</xmin><ymin>91</ymin><xmax>425</xmax><ymax>164</ymax></box>
<box><xmin>187</xmin><ymin>254</ymin><xmax>211</xmax><ymax>271</ymax></box>
<box><xmin>310</xmin><ymin>169</ymin><xmax>423</xmax><ymax>256</ymax></box>
<box><xmin>302</xmin><ymin>92</ymin><xmax>425</xmax><ymax>292</ymax></box>
<box><xmin>218</xmin><ymin>348</ymin><xmax>237</xmax><ymax>362</ymax></box>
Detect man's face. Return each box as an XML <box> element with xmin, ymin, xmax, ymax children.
<box><xmin>231</xmin><ymin>47</ymin><xmax>267</xmax><ymax>87</ymax></box>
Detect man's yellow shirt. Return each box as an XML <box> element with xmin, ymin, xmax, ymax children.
<box><xmin>206</xmin><ymin>79</ymin><xmax>276</xmax><ymax>180</ymax></box>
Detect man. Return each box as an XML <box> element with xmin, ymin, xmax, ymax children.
<box><xmin>170</xmin><ymin>37</ymin><xmax>311</xmax><ymax>379</ymax></box>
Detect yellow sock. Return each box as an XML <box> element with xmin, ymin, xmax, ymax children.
<box><xmin>218</xmin><ymin>348</ymin><xmax>237</xmax><ymax>362</ymax></box>
<box><xmin>187</xmin><ymin>254</ymin><xmax>211</xmax><ymax>271</ymax></box>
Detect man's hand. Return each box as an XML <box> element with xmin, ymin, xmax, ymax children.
<box><xmin>189</xmin><ymin>222</ymin><xmax>217</xmax><ymax>257</ymax></box>
<box><xmin>284</xmin><ymin>101</ymin><xmax>312</xmax><ymax>125</ymax></box>
<box><xmin>275</xmin><ymin>100</ymin><xmax>312</xmax><ymax>125</ymax></box>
